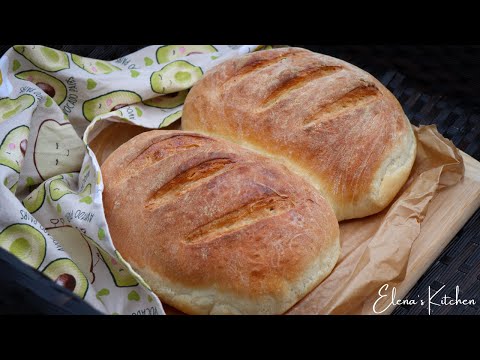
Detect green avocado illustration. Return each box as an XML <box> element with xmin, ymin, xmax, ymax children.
<box><xmin>15</xmin><ymin>71</ymin><xmax>67</xmax><ymax>105</ymax></box>
<box><xmin>33</xmin><ymin>119</ymin><xmax>85</xmax><ymax>180</ymax></box>
<box><xmin>12</xmin><ymin>60</ymin><xmax>21</xmax><ymax>71</ymax></box>
<box><xmin>14</xmin><ymin>45</ymin><xmax>69</xmax><ymax>72</ymax></box>
<box><xmin>82</xmin><ymin>90</ymin><xmax>142</xmax><ymax>122</ymax></box>
<box><xmin>9</xmin><ymin>182</ymin><xmax>18</xmax><ymax>193</ymax></box>
<box><xmin>156</xmin><ymin>45</ymin><xmax>217</xmax><ymax>64</ymax></box>
<box><xmin>49</xmin><ymin>178</ymin><xmax>73</xmax><ymax>200</ymax></box>
<box><xmin>71</xmin><ymin>54</ymin><xmax>121</xmax><ymax>75</ymax></box>
<box><xmin>115</xmin><ymin>250</ymin><xmax>152</xmax><ymax>291</ymax></box>
<box><xmin>143</xmin><ymin>89</ymin><xmax>188</xmax><ymax>109</ymax></box>
<box><xmin>97</xmin><ymin>247</ymin><xmax>138</xmax><ymax>287</ymax></box>
<box><xmin>151</xmin><ymin>61</ymin><xmax>203</xmax><ymax>94</ymax></box>
<box><xmin>0</xmin><ymin>95</ymin><xmax>35</xmax><ymax>122</ymax></box>
<box><xmin>4</xmin><ymin>175</ymin><xmax>19</xmax><ymax>194</ymax></box>
<box><xmin>49</xmin><ymin>178</ymin><xmax>91</xmax><ymax>201</ymax></box>
<box><xmin>22</xmin><ymin>183</ymin><xmax>46</xmax><ymax>213</ymax></box>
<box><xmin>86</xmin><ymin>79</ymin><xmax>97</xmax><ymax>90</ymax></box>
<box><xmin>0</xmin><ymin>125</ymin><xmax>30</xmax><ymax>173</ymax></box>
<box><xmin>42</xmin><ymin>258</ymin><xmax>88</xmax><ymax>299</ymax></box>
<box><xmin>0</xmin><ymin>223</ymin><xmax>46</xmax><ymax>269</ymax></box>
<box><xmin>160</xmin><ymin>110</ymin><xmax>182</xmax><ymax>128</ymax></box>
<box><xmin>25</xmin><ymin>176</ymin><xmax>37</xmax><ymax>193</ymax></box>
<box><xmin>47</xmin><ymin>226</ymin><xmax>94</xmax><ymax>283</ymax></box>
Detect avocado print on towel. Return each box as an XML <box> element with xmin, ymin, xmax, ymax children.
<box><xmin>0</xmin><ymin>95</ymin><xmax>35</xmax><ymax>123</ymax></box>
<box><xmin>156</xmin><ymin>45</ymin><xmax>217</xmax><ymax>63</ymax></box>
<box><xmin>0</xmin><ymin>125</ymin><xmax>29</xmax><ymax>173</ymax></box>
<box><xmin>143</xmin><ymin>90</ymin><xmax>188</xmax><ymax>109</ymax></box>
<box><xmin>97</xmin><ymin>247</ymin><xmax>138</xmax><ymax>287</ymax></box>
<box><xmin>4</xmin><ymin>174</ymin><xmax>19</xmax><ymax>194</ymax></box>
<box><xmin>33</xmin><ymin>119</ymin><xmax>85</xmax><ymax>180</ymax></box>
<box><xmin>15</xmin><ymin>71</ymin><xmax>67</xmax><ymax>105</ymax></box>
<box><xmin>72</xmin><ymin>54</ymin><xmax>121</xmax><ymax>75</ymax></box>
<box><xmin>151</xmin><ymin>61</ymin><xmax>203</xmax><ymax>94</ymax></box>
<box><xmin>0</xmin><ymin>55</ymin><xmax>13</xmax><ymax>97</ymax></box>
<box><xmin>43</xmin><ymin>258</ymin><xmax>89</xmax><ymax>298</ymax></box>
<box><xmin>22</xmin><ymin>183</ymin><xmax>46</xmax><ymax>213</ymax></box>
<box><xmin>49</xmin><ymin>176</ymin><xmax>91</xmax><ymax>201</ymax></box>
<box><xmin>0</xmin><ymin>44</ymin><xmax>259</xmax><ymax>315</ymax></box>
<box><xmin>82</xmin><ymin>91</ymin><xmax>141</xmax><ymax>122</ymax></box>
<box><xmin>14</xmin><ymin>45</ymin><xmax>69</xmax><ymax>72</ymax></box>
<box><xmin>160</xmin><ymin>110</ymin><xmax>183</xmax><ymax>128</ymax></box>
<box><xmin>46</xmin><ymin>225</ymin><xmax>95</xmax><ymax>283</ymax></box>
<box><xmin>0</xmin><ymin>223</ymin><xmax>46</xmax><ymax>269</ymax></box>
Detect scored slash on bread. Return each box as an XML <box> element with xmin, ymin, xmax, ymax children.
<box><xmin>182</xmin><ymin>47</ymin><xmax>417</xmax><ymax>221</ymax></box>
<box><xmin>101</xmin><ymin>130</ymin><xmax>340</xmax><ymax>315</ymax></box>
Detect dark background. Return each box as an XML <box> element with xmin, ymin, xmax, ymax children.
<box><xmin>0</xmin><ymin>45</ymin><xmax>479</xmax><ymax>315</ymax></box>
<box><xmin>3</xmin><ymin>44</ymin><xmax>479</xmax><ymax>107</ymax></box>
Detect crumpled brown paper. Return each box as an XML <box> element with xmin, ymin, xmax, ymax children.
<box><xmin>287</xmin><ymin>125</ymin><xmax>465</xmax><ymax>315</ymax></box>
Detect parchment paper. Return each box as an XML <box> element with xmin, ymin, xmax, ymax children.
<box><xmin>288</xmin><ymin>125</ymin><xmax>465</xmax><ymax>314</ymax></box>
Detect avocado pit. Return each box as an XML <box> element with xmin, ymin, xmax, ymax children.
<box><xmin>36</xmin><ymin>82</ymin><xmax>56</xmax><ymax>98</ymax></box>
<box><xmin>55</xmin><ymin>273</ymin><xmax>77</xmax><ymax>291</ymax></box>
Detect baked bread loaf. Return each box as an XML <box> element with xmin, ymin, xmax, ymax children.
<box><xmin>102</xmin><ymin>130</ymin><xmax>340</xmax><ymax>314</ymax></box>
<box><xmin>89</xmin><ymin>121</ymin><xmax>181</xmax><ymax>166</ymax></box>
<box><xmin>182</xmin><ymin>47</ymin><xmax>417</xmax><ymax>221</ymax></box>
<box><xmin>89</xmin><ymin>123</ymin><xmax>148</xmax><ymax>166</ymax></box>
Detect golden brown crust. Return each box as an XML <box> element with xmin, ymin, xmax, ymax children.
<box><xmin>182</xmin><ymin>47</ymin><xmax>416</xmax><ymax>220</ymax></box>
<box><xmin>89</xmin><ymin>123</ymin><xmax>148</xmax><ymax>166</ymax></box>
<box><xmin>89</xmin><ymin>121</ymin><xmax>182</xmax><ymax>166</ymax></box>
<box><xmin>102</xmin><ymin>130</ymin><xmax>340</xmax><ymax>314</ymax></box>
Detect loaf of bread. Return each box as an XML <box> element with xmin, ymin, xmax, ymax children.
<box><xmin>89</xmin><ymin>123</ymin><xmax>148</xmax><ymax>166</ymax></box>
<box><xmin>182</xmin><ymin>47</ymin><xmax>417</xmax><ymax>221</ymax></box>
<box><xmin>89</xmin><ymin>121</ymin><xmax>181</xmax><ymax>166</ymax></box>
<box><xmin>101</xmin><ymin>130</ymin><xmax>340</xmax><ymax>314</ymax></box>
